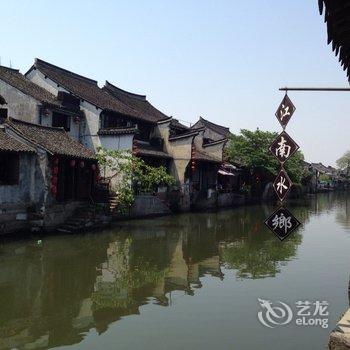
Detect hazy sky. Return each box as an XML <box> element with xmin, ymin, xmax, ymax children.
<box><xmin>0</xmin><ymin>1</ymin><xmax>348</xmax><ymax>166</ymax></box>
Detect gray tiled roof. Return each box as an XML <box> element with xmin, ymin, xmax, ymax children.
<box><xmin>6</xmin><ymin>118</ymin><xmax>95</xmax><ymax>160</ymax></box>
<box><xmin>134</xmin><ymin>142</ymin><xmax>172</xmax><ymax>159</ymax></box>
<box><xmin>0</xmin><ymin>128</ymin><xmax>35</xmax><ymax>153</ymax></box>
<box><xmin>104</xmin><ymin>81</ymin><xmax>169</xmax><ymax>123</ymax></box>
<box><xmin>193</xmin><ymin>148</ymin><xmax>222</xmax><ymax>163</ymax></box>
<box><xmin>98</xmin><ymin>127</ymin><xmax>137</xmax><ymax>135</ymax></box>
<box><xmin>30</xmin><ymin>59</ymin><xmax>162</xmax><ymax>124</ymax></box>
<box><xmin>0</xmin><ymin>66</ymin><xmax>60</xmax><ymax>107</ymax></box>
<box><xmin>193</xmin><ymin>117</ymin><xmax>231</xmax><ymax>138</ymax></box>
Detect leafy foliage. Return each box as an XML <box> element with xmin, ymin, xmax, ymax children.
<box><xmin>226</xmin><ymin>128</ymin><xmax>307</xmax><ymax>183</ymax></box>
<box><xmin>96</xmin><ymin>147</ymin><xmax>175</xmax><ymax>212</ymax></box>
<box><xmin>336</xmin><ymin>150</ymin><xmax>350</xmax><ymax>171</ymax></box>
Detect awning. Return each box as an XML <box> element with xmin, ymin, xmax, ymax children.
<box><xmin>222</xmin><ymin>162</ymin><xmax>237</xmax><ymax>170</ymax></box>
<box><xmin>218</xmin><ymin>169</ymin><xmax>235</xmax><ymax>176</ymax></box>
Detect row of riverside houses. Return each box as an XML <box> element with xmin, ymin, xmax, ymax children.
<box><xmin>0</xmin><ymin>59</ymin><xmax>243</xmax><ymax>235</ymax></box>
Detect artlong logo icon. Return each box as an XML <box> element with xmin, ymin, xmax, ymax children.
<box><xmin>257</xmin><ymin>298</ymin><xmax>293</xmax><ymax>328</ymax></box>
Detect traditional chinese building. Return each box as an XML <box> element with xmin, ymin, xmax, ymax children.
<box><xmin>190</xmin><ymin>116</ymin><xmax>243</xmax><ymax>196</ymax></box>
<box><xmin>25</xmin><ymin>59</ymin><xmax>170</xmax><ymax>156</ymax></box>
<box><xmin>191</xmin><ymin>116</ymin><xmax>231</xmax><ymax>142</ymax></box>
<box><xmin>102</xmin><ymin>81</ymin><xmax>172</xmax><ymax>168</ymax></box>
<box><xmin>1</xmin><ymin>58</ymin><xmax>240</xmax><ymax>216</ymax></box>
<box><xmin>0</xmin><ymin>65</ymin><xmax>83</xmax><ymax>141</ymax></box>
<box><xmin>24</xmin><ymin>59</ymin><xmax>232</xmax><ymax>208</ymax></box>
<box><xmin>0</xmin><ymin>117</ymin><xmax>96</xmax><ymax>234</ymax></box>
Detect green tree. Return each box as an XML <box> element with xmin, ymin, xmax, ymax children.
<box><xmin>96</xmin><ymin>148</ymin><xmax>175</xmax><ymax>212</ymax></box>
<box><xmin>336</xmin><ymin>150</ymin><xmax>350</xmax><ymax>175</ymax></box>
<box><xmin>226</xmin><ymin>128</ymin><xmax>306</xmax><ymax>183</ymax></box>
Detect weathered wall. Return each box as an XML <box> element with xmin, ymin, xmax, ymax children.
<box><xmin>0</xmin><ymin>80</ymin><xmax>39</xmax><ymax>123</ymax></box>
<box><xmin>40</xmin><ymin>109</ymin><xmax>81</xmax><ymax>141</ymax></box>
<box><xmin>0</xmin><ymin>73</ymin><xmax>81</xmax><ymax>142</ymax></box>
<box><xmin>156</xmin><ymin>121</ymin><xmax>193</xmax><ymax>184</ymax></box>
<box><xmin>0</xmin><ymin>154</ymin><xmax>35</xmax><ymax>205</ymax></box>
<box><xmin>43</xmin><ymin>201</ymin><xmax>83</xmax><ymax>229</ymax></box>
<box><xmin>193</xmin><ymin>130</ymin><xmax>221</xmax><ymax>159</ymax></box>
<box><xmin>0</xmin><ymin>153</ymin><xmax>46</xmax><ymax>234</ymax></box>
<box><xmin>99</xmin><ymin>134</ymin><xmax>133</xmax><ymax>152</ymax></box>
<box><xmin>129</xmin><ymin>195</ymin><xmax>171</xmax><ymax>218</ymax></box>
<box><xmin>202</xmin><ymin>142</ymin><xmax>224</xmax><ymax>161</ymax></box>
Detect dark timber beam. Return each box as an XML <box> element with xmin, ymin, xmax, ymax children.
<box><xmin>279</xmin><ymin>87</ymin><xmax>350</xmax><ymax>92</ymax></box>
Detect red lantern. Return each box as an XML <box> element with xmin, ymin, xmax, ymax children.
<box><xmin>70</xmin><ymin>159</ymin><xmax>76</xmax><ymax>167</ymax></box>
<box><xmin>51</xmin><ymin>176</ymin><xmax>58</xmax><ymax>185</ymax></box>
<box><xmin>51</xmin><ymin>185</ymin><xmax>57</xmax><ymax>196</ymax></box>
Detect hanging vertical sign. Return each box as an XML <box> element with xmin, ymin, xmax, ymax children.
<box><xmin>264</xmin><ymin>93</ymin><xmax>301</xmax><ymax>241</ymax></box>
<box><xmin>275</xmin><ymin>94</ymin><xmax>296</xmax><ymax>129</ymax></box>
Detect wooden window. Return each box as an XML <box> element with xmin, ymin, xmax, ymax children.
<box><xmin>134</xmin><ymin>123</ymin><xmax>152</xmax><ymax>141</ymax></box>
<box><xmin>52</xmin><ymin>112</ymin><xmax>70</xmax><ymax>131</ymax></box>
<box><xmin>57</xmin><ymin>91</ymin><xmax>80</xmax><ymax>111</ymax></box>
<box><xmin>0</xmin><ymin>153</ymin><xmax>19</xmax><ymax>185</ymax></box>
<box><xmin>100</xmin><ymin>111</ymin><xmax>131</xmax><ymax>129</ymax></box>
<box><xmin>0</xmin><ymin>108</ymin><xmax>7</xmax><ymax>123</ymax></box>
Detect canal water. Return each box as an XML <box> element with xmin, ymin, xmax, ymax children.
<box><xmin>1</xmin><ymin>193</ymin><xmax>350</xmax><ymax>350</ymax></box>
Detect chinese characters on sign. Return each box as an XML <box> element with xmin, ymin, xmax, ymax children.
<box><xmin>265</xmin><ymin>93</ymin><xmax>301</xmax><ymax>240</ymax></box>
<box><xmin>273</xmin><ymin>169</ymin><xmax>292</xmax><ymax>201</ymax></box>
<box><xmin>269</xmin><ymin>131</ymin><xmax>299</xmax><ymax>164</ymax></box>
<box><xmin>275</xmin><ymin>94</ymin><xmax>296</xmax><ymax>129</ymax></box>
<box><xmin>265</xmin><ymin>207</ymin><xmax>300</xmax><ymax>241</ymax></box>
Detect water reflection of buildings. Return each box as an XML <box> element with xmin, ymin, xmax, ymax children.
<box><xmin>1</xmin><ymin>195</ymin><xmax>341</xmax><ymax>349</ymax></box>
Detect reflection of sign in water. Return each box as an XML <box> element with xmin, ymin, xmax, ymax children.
<box><xmin>275</xmin><ymin>94</ymin><xmax>295</xmax><ymax>128</ymax></box>
<box><xmin>273</xmin><ymin>169</ymin><xmax>292</xmax><ymax>201</ymax></box>
<box><xmin>269</xmin><ymin>131</ymin><xmax>299</xmax><ymax>164</ymax></box>
<box><xmin>265</xmin><ymin>207</ymin><xmax>301</xmax><ymax>241</ymax></box>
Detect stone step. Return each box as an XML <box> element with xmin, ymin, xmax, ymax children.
<box><xmin>57</xmin><ymin>228</ymin><xmax>73</xmax><ymax>234</ymax></box>
<box><xmin>61</xmin><ymin>224</ymin><xmax>79</xmax><ymax>231</ymax></box>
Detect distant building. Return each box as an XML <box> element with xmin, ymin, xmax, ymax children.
<box><xmin>309</xmin><ymin>162</ymin><xmax>345</xmax><ymax>191</ymax></box>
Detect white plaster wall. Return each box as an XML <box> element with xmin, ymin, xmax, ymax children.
<box><xmin>80</xmin><ymin>100</ymin><xmax>101</xmax><ymax>150</ymax></box>
<box><xmin>193</xmin><ymin>131</ymin><xmax>223</xmax><ymax>160</ymax></box>
<box><xmin>26</xmin><ymin>69</ymin><xmax>133</xmax><ymax>152</ymax></box>
<box><xmin>26</xmin><ymin>69</ymin><xmax>61</xmax><ymax>96</ymax></box>
<box><xmin>202</xmin><ymin>142</ymin><xmax>224</xmax><ymax>161</ymax></box>
<box><xmin>99</xmin><ymin>134</ymin><xmax>134</xmax><ymax>151</ymax></box>
<box><xmin>156</xmin><ymin>121</ymin><xmax>193</xmax><ymax>183</ymax></box>
<box><xmin>0</xmin><ymin>80</ymin><xmax>39</xmax><ymax>123</ymax></box>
